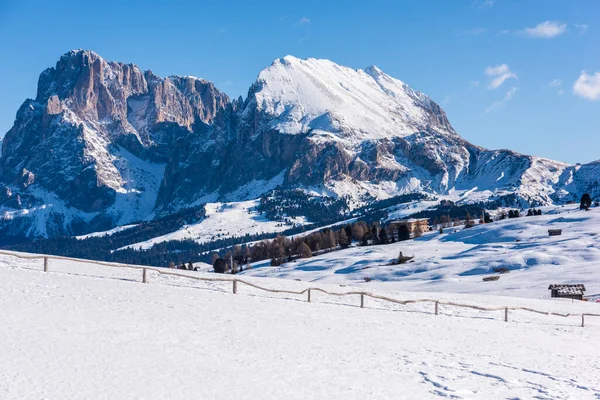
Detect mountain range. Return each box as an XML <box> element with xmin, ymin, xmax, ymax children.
<box><xmin>0</xmin><ymin>50</ymin><xmax>598</xmax><ymax>240</ymax></box>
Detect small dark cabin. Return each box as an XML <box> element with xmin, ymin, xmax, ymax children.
<box><xmin>548</xmin><ymin>284</ymin><xmax>586</xmax><ymax>300</ymax></box>
<box><xmin>548</xmin><ymin>229</ymin><xmax>562</xmax><ymax>236</ymax></box>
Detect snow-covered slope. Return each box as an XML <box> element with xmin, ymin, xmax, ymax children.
<box><xmin>121</xmin><ymin>200</ymin><xmax>310</xmax><ymax>250</ymax></box>
<box><xmin>252</xmin><ymin>56</ymin><xmax>455</xmax><ymax>141</ymax></box>
<box><xmin>243</xmin><ymin>205</ymin><xmax>600</xmax><ymax>299</ymax></box>
<box><xmin>1</xmin><ymin>254</ymin><xmax>600</xmax><ymax>399</ymax></box>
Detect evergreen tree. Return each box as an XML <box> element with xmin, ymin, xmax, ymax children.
<box><xmin>378</xmin><ymin>228</ymin><xmax>389</xmax><ymax>244</ymax></box>
<box><xmin>397</xmin><ymin>224</ymin><xmax>410</xmax><ymax>241</ymax></box>
<box><xmin>213</xmin><ymin>258</ymin><xmax>227</xmax><ymax>273</ymax></box>
<box><xmin>580</xmin><ymin>193</ymin><xmax>592</xmax><ymax>210</ymax></box>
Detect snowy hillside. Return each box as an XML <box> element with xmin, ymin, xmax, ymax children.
<box><xmin>243</xmin><ymin>205</ymin><xmax>600</xmax><ymax>299</ymax></box>
<box><xmin>121</xmin><ymin>200</ymin><xmax>310</xmax><ymax>250</ymax></box>
<box><xmin>1</xmin><ymin>253</ymin><xmax>600</xmax><ymax>399</ymax></box>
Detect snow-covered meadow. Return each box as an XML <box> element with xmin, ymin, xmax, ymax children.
<box><xmin>1</xmin><ymin>252</ymin><xmax>600</xmax><ymax>399</ymax></box>
<box><xmin>243</xmin><ymin>205</ymin><xmax>600</xmax><ymax>299</ymax></box>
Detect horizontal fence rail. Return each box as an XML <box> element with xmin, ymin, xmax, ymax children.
<box><xmin>1</xmin><ymin>250</ymin><xmax>599</xmax><ymax>327</ymax></box>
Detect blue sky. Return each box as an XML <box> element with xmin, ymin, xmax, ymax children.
<box><xmin>0</xmin><ymin>0</ymin><xmax>598</xmax><ymax>163</ymax></box>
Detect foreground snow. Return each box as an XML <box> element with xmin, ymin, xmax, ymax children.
<box><xmin>1</xmin><ymin>253</ymin><xmax>600</xmax><ymax>399</ymax></box>
<box><xmin>243</xmin><ymin>205</ymin><xmax>600</xmax><ymax>299</ymax></box>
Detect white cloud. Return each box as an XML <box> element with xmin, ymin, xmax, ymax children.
<box><xmin>573</xmin><ymin>71</ymin><xmax>600</xmax><ymax>101</ymax></box>
<box><xmin>575</xmin><ymin>23</ymin><xmax>589</xmax><ymax>34</ymax></box>
<box><xmin>298</xmin><ymin>17</ymin><xmax>310</xmax><ymax>26</ymax></box>
<box><xmin>469</xmin><ymin>80</ymin><xmax>480</xmax><ymax>88</ymax></box>
<box><xmin>521</xmin><ymin>21</ymin><xmax>567</xmax><ymax>38</ymax></box>
<box><xmin>548</xmin><ymin>79</ymin><xmax>562</xmax><ymax>88</ymax></box>
<box><xmin>485</xmin><ymin>64</ymin><xmax>517</xmax><ymax>89</ymax></box>
<box><xmin>497</xmin><ymin>29</ymin><xmax>510</xmax><ymax>36</ymax></box>
<box><xmin>558</xmin><ymin>89</ymin><xmax>565</xmax><ymax>95</ymax></box>
<box><xmin>485</xmin><ymin>87</ymin><xmax>518</xmax><ymax>113</ymax></box>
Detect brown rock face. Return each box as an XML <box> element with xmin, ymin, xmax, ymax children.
<box><xmin>0</xmin><ymin>50</ymin><xmax>231</xmax><ymax>232</ymax></box>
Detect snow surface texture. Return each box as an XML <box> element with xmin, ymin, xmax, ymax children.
<box><xmin>121</xmin><ymin>200</ymin><xmax>309</xmax><ymax>250</ymax></box>
<box><xmin>1</xmin><ymin>253</ymin><xmax>600</xmax><ymax>399</ymax></box>
<box><xmin>243</xmin><ymin>205</ymin><xmax>600</xmax><ymax>299</ymax></box>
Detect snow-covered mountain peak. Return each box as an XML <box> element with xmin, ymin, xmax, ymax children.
<box><xmin>251</xmin><ymin>56</ymin><xmax>455</xmax><ymax>143</ymax></box>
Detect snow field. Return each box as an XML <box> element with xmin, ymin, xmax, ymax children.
<box><xmin>243</xmin><ymin>205</ymin><xmax>600</xmax><ymax>299</ymax></box>
<box><xmin>1</xmin><ymin>254</ymin><xmax>600</xmax><ymax>399</ymax></box>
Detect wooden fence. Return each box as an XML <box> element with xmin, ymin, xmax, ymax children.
<box><xmin>1</xmin><ymin>250</ymin><xmax>599</xmax><ymax>327</ymax></box>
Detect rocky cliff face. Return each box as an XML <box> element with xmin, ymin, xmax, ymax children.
<box><xmin>0</xmin><ymin>50</ymin><xmax>593</xmax><ymax>239</ymax></box>
<box><xmin>0</xmin><ymin>50</ymin><xmax>229</xmax><ymax>236</ymax></box>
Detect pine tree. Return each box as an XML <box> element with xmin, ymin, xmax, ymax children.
<box><xmin>378</xmin><ymin>228</ymin><xmax>389</xmax><ymax>244</ymax></box>
<box><xmin>580</xmin><ymin>193</ymin><xmax>592</xmax><ymax>210</ymax></box>
<box><xmin>397</xmin><ymin>224</ymin><xmax>410</xmax><ymax>241</ymax></box>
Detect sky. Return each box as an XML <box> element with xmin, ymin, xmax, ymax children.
<box><xmin>0</xmin><ymin>0</ymin><xmax>598</xmax><ymax>164</ymax></box>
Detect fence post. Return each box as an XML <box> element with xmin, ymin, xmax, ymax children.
<box><xmin>233</xmin><ymin>280</ymin><xmax>238</xmax><ymax>294</ymax></box>
<box><xmin>504</xmin><ymin>307</ymin><xmax>508</xmax><ymax>322</ymax></box>
<box><xmin>581</xmin><ymin>314</ymin><xmax>585</xmax><ymax>328</ymax></box>
<box><xmin>43</xmin><ymin>257</ymin><xmax>48</xmax><ymax>272</ymax></box>
<box><xmin>360</xmin><ymin>293</ymin><xmax>365</xmax><ymax>309</ymax></box>
<box><xmin>307</xmin><ymin>289</ymin><xmax>311</xmax><ymax>303</ymax></box>
<box><xmin>435</xmin><ymin>301</ymin><xmax>439</xmax><ymax>315</ymax></box>
<box><xmin>142</xmin><ymin>268</ymin><xmax>147</xmax><ymax>284</ymax></box>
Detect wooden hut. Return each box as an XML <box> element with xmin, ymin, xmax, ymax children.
<box><xmin>548</xmin><ymin>284</ymin><xmax>586</xmax><ymax>300</ymax></box>
<box><xmin>548</xmin><ymin>229</ymin><xmax>562</xmax><ymax>236</ymax></box>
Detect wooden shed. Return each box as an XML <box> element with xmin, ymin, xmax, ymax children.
<box><xmin>548</xmin><ymin>229</ymin><xmax>562</xmax><ymax>236</ymax></box>
<box><xmin>548</xmin><ymin>284</ymin><xmax>586</xmax><ymax>300</ymax></box>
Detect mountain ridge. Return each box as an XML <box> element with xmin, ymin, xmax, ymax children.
<box><xmin>0</xmin><ymin>50</ymin><xmax>596</xmax><ymax>240</ymax></box>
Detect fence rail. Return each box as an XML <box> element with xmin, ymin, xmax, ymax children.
<box><xmin>1</xmin><ymin>250</ymin><xmax>599</xmax><ymax>327</ymax></box>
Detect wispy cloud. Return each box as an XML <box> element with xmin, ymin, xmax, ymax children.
<box><xmin>217</xmin><ymin>28</ymin><xmax>227</xmax><ymax>34</ymax></box>
<box><xmin>473</xmin><ymin>0</ymin><xmax>494</xmax><ymax>9</ymax></box>
<box><xmin>497</xmin><ymin>29</ymin><xmax>510</xmax><ymax>36</ymax></box>
<box><xmin>457</xmin><ymin>28</ymin><xmax>487</xmax><ymax>36</ymax></box>
<box><xmin>469</xmin><ymin>80</ymin><xmax>480</xmax><ymax>88</ymax></box>
<box><xmin>485</xmin><ymin>64</ymin><xmax>517</xmax><ymax>89</ymax></box>
<box><xmin>485</xmin><ymin>87</ymin><xmax>518</xmax><ymax>113</ymax></box>
<box><xmin>548</xmin><ymin>79</ymin><xmax>562</xmax><ymax>88</ymax></box>
<box><xmin>575</xmin><ymin>23</ymin><xmax>589</xmax><ymax>34</ymax></box>
<box><xmin>221</xmin><ymin>81</ymin><xmax>234</xmax><ymax>86</ymax></box>
<box><xmin>546</xmin><ymin>79</ymin><xmax>564</xmax><ymax>95</ymax></box>
<box><xmin>297</xmin><ymin>17</ymin><xmax>311</xmax><ymax>26</ymax></box>
<box><xmin>520</xmin><ymin>21</ymin><xmax>567</xmax><ymax>38</ymax></box>
<box><xmin>573</xmin><ymin>71</ymin><xmax>600</xmax><ymax>101</ymax></box>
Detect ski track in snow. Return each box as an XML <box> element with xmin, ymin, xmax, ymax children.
<box><xmin>1</xmin><ymin>254</ymin><xmax>600</xmax><ymax>399</ymax></box>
